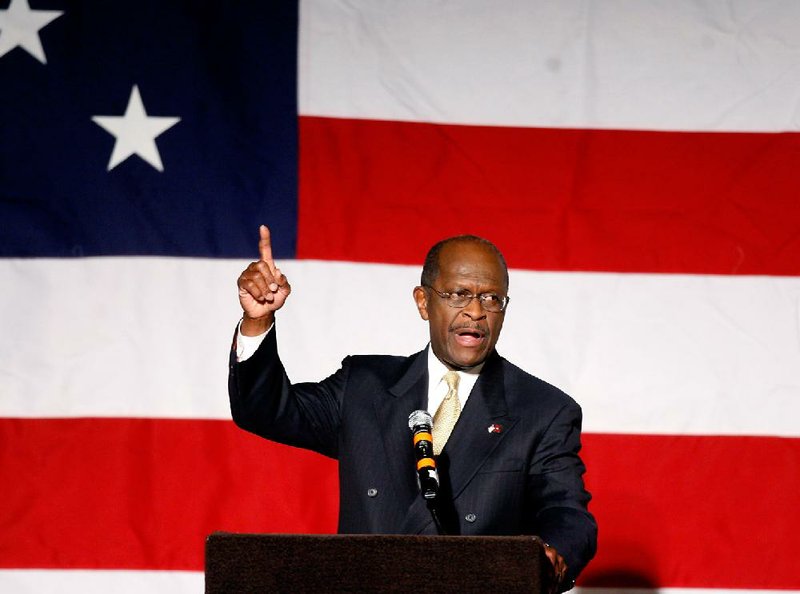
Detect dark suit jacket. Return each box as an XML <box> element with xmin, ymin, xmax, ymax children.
<box><xmin>229</xmin><ymin>326</ymin><xmax>597</xmax><ymax>582</ymax></box>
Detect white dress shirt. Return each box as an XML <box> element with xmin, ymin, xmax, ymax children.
<box><xmin>424</xmin><ymin>346</ymin><xmax>483</xmax><ymax>416</ymax></box>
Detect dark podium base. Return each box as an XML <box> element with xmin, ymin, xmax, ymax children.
<box><xmin>206</xmin><ymin>532</ymin><xmax>553</xmax><ymax>593</ymax></box>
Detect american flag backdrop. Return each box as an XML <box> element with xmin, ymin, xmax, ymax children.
<box><xmin>2</xmin><ymin>1</ymin><xmax>799</xmax><ymax>592</ymax></box>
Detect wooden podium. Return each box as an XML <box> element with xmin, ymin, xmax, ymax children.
<box><xmin>205</xmin><ymin>532</ymin><xmax>554</xmax><ymax>593</ymax></box>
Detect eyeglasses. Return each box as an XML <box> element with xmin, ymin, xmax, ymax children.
<box><xmin>423</xmin><ymin>285</ymin><xmax>509</xmax><ymax>313</ymax></box>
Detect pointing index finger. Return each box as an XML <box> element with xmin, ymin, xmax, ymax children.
<box><xmin>258</xmin><ymin>225</ymin><xmax>278</xmax><ymax>274</ymax></box>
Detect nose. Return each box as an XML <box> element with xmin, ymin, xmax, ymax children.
<box><xmin>461</xmin><ymin>295</ymin><xmax>486</xmax><ymax>319</ymax></box>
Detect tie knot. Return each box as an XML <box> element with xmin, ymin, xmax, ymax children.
<box><xmin>443</xmin><ymin>370</ymin><xmax>460</xmax><ymax>392</ymax></box>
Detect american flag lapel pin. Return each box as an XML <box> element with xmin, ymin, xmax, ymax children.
<box><xmin>487</xmin><ymin>423</ymin><xmax>503</xmax><ymax>434</ymax></box>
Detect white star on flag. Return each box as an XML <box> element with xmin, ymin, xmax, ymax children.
<box><xmin>0</xmin><ymin>0</ymin><xmax>63</xmax><ymax>64</ymax></box>
<box><xmin>92</xmin><ymin>85</ymin><xmax>181</xmax><ymax>172</ymax></box>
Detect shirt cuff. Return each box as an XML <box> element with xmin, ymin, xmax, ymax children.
<box><xmin>235</xmin><ymin>319</ymin><xmax>273</xmax><ymax>362</ymax></box>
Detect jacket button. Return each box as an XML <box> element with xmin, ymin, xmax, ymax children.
<box><xmin>367</xmin><ymin>488</ymin><xmax>378</xmax><ymax>497</ymax></box>
<box><xmin>465</xmin><ymin>513</ymin><xmax>477</xmax><ymax>523</ymax></box>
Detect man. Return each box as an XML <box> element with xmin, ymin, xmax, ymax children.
<box><xmin>230</xmin><ymin>225</ymin><xmax>596</xmax><ymax>591</ymax></box>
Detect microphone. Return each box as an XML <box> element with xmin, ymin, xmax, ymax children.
<box><xmin>408</xmin><ymin>410</ymin><xmax>439</xmax><ymax>500</ymax></box>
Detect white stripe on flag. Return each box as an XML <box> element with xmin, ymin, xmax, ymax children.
<box><xmin>0</xmin><ymin>570</ymin><xmax>203</xmax><ymax>594</ymax></box>
<box><xmin>576</xmin><ymin>589</ymin><xmax>800</xmax><ymax>594</ymax></box>
<box><xmin>0</xmin><ymin>570</ymin><xmax>797</xmax><ymax>594</ymax></box>
<box><xmin>2</xmin><ymin>258</ymin><xmax>799</xmax><ymax>437</ymax></box>
<box><xmin>300</xmin><ymin>0</ymin><xmax>800</xmax><ymax>132</ymax></box>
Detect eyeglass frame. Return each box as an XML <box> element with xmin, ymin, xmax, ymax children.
<box><xmin>421</xmin><ymin>284</ymin><xmax>510</xmax><ymax>313</ymax></box>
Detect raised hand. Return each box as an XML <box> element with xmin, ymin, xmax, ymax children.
<box><xmin>237</xmin><ymin>225</ymin><xmax>291</xmax><ymax>335</ymax></box>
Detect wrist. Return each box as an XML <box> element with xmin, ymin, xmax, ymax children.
<box><xmin>240</xmin><ymin>312</ymin><xmax>274</xmax><ymax>336</ymax></box>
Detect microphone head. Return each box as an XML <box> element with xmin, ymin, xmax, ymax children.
<box><xmin>408</xmin><ymin>409</ymin><xmax>433</xmax><ymax>431</ymax></box>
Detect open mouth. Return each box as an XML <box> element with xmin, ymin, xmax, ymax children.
<box><xmin>452</xmin><ymin>326</ymin><xmax>486</xmax><ymax>347</ymax></box>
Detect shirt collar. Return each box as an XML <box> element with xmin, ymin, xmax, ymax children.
<box><xmin>425</xmin><ymin>345</ymin><xmax>484</xmax><ymax>385</ymax></box>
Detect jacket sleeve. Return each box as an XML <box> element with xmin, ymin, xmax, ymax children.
<box><xmin>527</xmin><ymin>399</ymin><xmax>597</xmax><ymax>586</ymax></box>
<box><xmin>228</xmin><ymin>323</ymin><xmax>349</xmax><ymax>459</ymax></box>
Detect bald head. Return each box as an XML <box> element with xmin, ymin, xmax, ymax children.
<box><xmin>420</xmin><ymin>235</ymin><xmax>509</xmax><ymax>291</ymax></box>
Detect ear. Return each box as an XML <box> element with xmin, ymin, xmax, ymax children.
<box><xmin>413</xmin><ymin>286</ymin><xmax>429</xmax><ymax>320</ymax></box>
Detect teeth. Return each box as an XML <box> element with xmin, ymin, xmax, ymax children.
<box><xmin>454</xmin><ymin>328</ymin><xmax>484</xmax><ymax>338</ymax></box>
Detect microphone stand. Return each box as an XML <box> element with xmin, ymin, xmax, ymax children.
<box><xmin>427</xmin><ymin>498</ymin><xmax>446</xmax><ymax>535</ymax></box>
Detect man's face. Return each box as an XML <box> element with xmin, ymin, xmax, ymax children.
<box><xmin>414</xmin><ymin>241</ymin><xmax>508</xmax><ymax>370</ymax></box>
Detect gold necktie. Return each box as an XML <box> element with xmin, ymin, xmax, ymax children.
<box><xmin>433</xmin><ymin>371</ymin><xmax>461</xmax><ymax>456</ymax></box>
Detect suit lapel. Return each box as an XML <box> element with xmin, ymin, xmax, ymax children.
<box><xmin>373</xmin><ymin>349</ymin><xmax>518</xmax><ymax>534</ymax></box>
<box><xmin>440</xmin><ymin>352</ymin><xmax>518</xmax><ymax>500</ymax></box>
<box><xmin>372</xmin><ymin>349</ymin><xmax>433</xmax><ymax>534</ymax></box>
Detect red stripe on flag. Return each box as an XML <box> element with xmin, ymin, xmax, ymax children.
<box><xmin>0</xmin><ymin>418</ymin><xmax>338</xmax><ymax>570</ymax></box>
<box><xmin>581</xmin><ymin>433</ymin><xmax>799</xmax><ymax>590</ymax></box>
<box><xmin>2</xmin><ymin>419</ymin><xmax>797</xmax><ymax>589</ymax></box>
<box><xmin>298</xmin><ymin>116</ymin><xmax>800</xmax><ymax>275</ymax></box>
